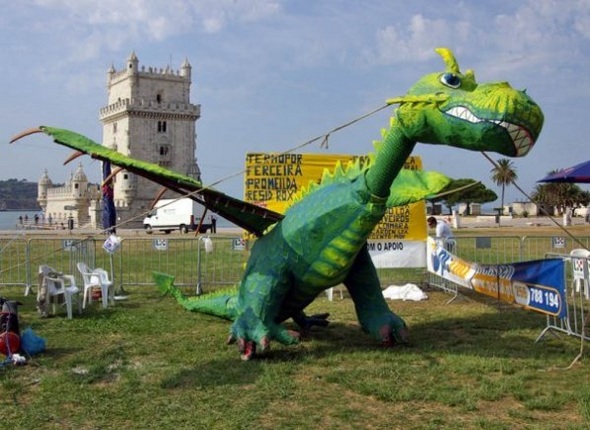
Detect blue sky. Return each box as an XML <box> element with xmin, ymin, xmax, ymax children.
<box><xmin>2</xmin><ymin>0</ymin><xmax>590</xmax><ymax>206</ymax></box>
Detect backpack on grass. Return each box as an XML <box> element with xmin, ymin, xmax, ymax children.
<box><xmin>0</xmin><ymin>297</ymin><xmax>22</xmax><ymax>357</ymax></box>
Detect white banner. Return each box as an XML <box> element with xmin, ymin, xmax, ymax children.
<box><xmin>369</xmin><ymin>240</ymin><xmax>426</xmax><ymax>268</ymax></box>
<box><xmin>426</xmin><ymin>237</ymin><xmax>475</xmax><ymax>287</ymax></box>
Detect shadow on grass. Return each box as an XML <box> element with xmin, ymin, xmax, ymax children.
<box><xmin>159</xmin><ymin>304</ymin><xmax>570</xmax><ymax>390</ymax></box>
<box><xmin>160</xmin><ymin>357</ymin><xmax>262</xmax><ymax>389</ymax></box>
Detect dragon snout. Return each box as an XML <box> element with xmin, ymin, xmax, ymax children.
<box><xmin>482</xmin><ymin>83</ymin><xmax>544</xmax><ymax>157</ymax></box>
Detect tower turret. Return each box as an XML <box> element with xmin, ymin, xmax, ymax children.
<box><xmin>37</xmin><ymin>169</ymin><xmax>52</xmax><ymax>212</ymax></box>
<box><xmin>71</xmin><ymin>163</ymin><xmax>88</xmax><ymax>199</ymax></box>
<box><xmin>180</xmin><ymin>58</ymin><xmax>192</xmax><ymax>79</ymax></box>
<box><xmin>127</xmin><ymin>51</ymin><xmax>139</xmax><ymax>76</ymax></box>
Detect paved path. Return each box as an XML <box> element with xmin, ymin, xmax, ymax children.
<box><xmin>434</xmin><ymin>215</ymin><xmax>589</xmax><ymax>230</ymax></box>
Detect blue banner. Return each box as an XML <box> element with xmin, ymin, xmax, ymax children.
<box><xmin>427</xmin><ymin>238</ymin><xmax>566</xmax><ymax>318</ymax></box>
<box><xmin>504</xmin><ymin>259</ymin><xmax>565</xmax><ymax>318</ymax></box>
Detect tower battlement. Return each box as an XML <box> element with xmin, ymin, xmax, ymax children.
<box><xmin>108</xmin><ymin>64</ymin><xmax>191</xmax><ymax>84</ymax></box>
<box><xmin>99</xmin><ymin>98</ymin><xmax>200</xmax><ymax>120</ymax></box>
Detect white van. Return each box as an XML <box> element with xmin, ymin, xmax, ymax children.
<box><xmin>143</xmin><ymin>198</ymin><xmax>207</xmax><ymax>234</ymax></box>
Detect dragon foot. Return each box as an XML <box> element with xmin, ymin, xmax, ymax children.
<box><xmin>227</xmin><ymin>330</ymin><xmax>301</xmax><ymax>360</ymax></box>
<box><xmin>379</xmin><ymin>324</ymin><xmax>409</xmax><ymax>347</ymax></box>
<box><xmin>292</xmin><ymin>312</ymin><xmax>330</xmax><ymax>337</ymax></box>
<box><xmin>228</xmin><ymin>310</ymin><xmax>300</xmax><ymax>360</ymax></box>
<box><xmin>361</xmin><ymin>311</ymin><xmax>409</xmax><ymax>347</ymax></box>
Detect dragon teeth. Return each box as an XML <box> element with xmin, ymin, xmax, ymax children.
<box><xmin>446</xmin><ymin>109</ymin><xmax>534</xmax><ymax>156</ymax></box>
<box><xmin>446</xmin><ymin>106</ymin><xmax>481</xmax><ymax>123</ymax></box>
<box><xmin>492</xmin><ymin>120</ymin><xmax>533</xmax><ymax>156</ymax></box>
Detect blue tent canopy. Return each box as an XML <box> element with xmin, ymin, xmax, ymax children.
<box><xmin>538</xmin><ymin>160</ymin><xmax>590</xmax><ymax>184</ymax></box>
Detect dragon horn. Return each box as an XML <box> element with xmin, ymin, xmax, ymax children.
<box><xmin>435</xmin><ymin>47</ymin><xmax>460</xmax><ymax>74</ymax></box>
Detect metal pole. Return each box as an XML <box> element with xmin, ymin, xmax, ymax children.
<box><xmin>196</xmin><ymin>236</ymin><xmax>203</xmax><ymax>295</ymax></box>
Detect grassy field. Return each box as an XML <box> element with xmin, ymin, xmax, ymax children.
<box><xmin>1</xmin><ymin>223</ymin><xmax>590</xmax><ymax>429</ymax></box>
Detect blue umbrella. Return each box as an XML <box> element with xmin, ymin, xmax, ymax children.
<box><xmin>537</xmin><ymin>160</ymin><xmax>590</xmax><ymax>183</ymax></box>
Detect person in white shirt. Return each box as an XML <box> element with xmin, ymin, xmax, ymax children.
<box><xmin>427</xmin><ymin>216</ymin><xmax>456</xmax><ymax>252</ymax></box>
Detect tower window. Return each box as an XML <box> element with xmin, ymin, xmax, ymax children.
<box><xmin>157</xmin><ymin>121</ymin><xmax>167</xmax><ymax>133</ymax></box>
<box><xmin>156</xmin><ymin>94</ymin><xmax>162</xmax><ymax>103</ymax></box>
<box><xmin>113</xmin><ymin>122</ymin><xmax>117</xmax><ymax>133</ymax></box>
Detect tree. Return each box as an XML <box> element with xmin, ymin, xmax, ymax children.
<box><xmin>0</xmin><ymin>179</ymin><xmax>40</xmax><ymax>210</ymax></box>
<box><xmin>531</xmin><ymin>175</ymin><xmax>590</xmax><ymax>215</ymax></box>
<box><xmin>430</xmin><ymin>178</ymin><xmax>497</xmax><ymax>214</ymax></box>
<box><xmin>490</xmin><ymin>158</ymin><xmax>517</xmax><ymax>212</ymax></box>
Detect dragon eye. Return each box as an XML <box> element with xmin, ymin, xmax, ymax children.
<box><xmin>440</xmin><ymin>73</ymin><xmax>461</xmax><ymax>88</ymax></box>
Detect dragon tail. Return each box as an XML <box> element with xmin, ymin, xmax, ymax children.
<box><xmin>152</xmin><ymin>271</ymin><xmax>238</xmax><ymax>321</ymax></box>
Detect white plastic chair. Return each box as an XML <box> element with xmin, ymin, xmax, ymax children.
<box><xmin>570</xmin><ymin>249</ymin><xmax>590</xmax><ymax>299</ymax></box>
<box><xmin>46</xmin><ymin>274</ymin><xmax>81</xmax><ymax>319</ymax></box>
<box><xmin>325</xmin><ymin>286</ymin><xmax>344</xmax><ymax>301</ymax></box>
<box><xmin>77</xmin><ymin>262</ymin><xmax>113</xmax><ymax>309</ymax></box>
<box><xmin>39</xmin><ymin>265</ymin><xmax>81</xmax><ymax>319</ymax></box>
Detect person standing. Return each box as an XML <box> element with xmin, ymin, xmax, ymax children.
<box><xmin>211</xmin><ymin>215</ymin><xmax>217</xmax><ymax>233</ymax></box>
<box><xmin>427</xmin><ymin>216</ymin><xmax>456</xmax><ymax>252</ymax></box>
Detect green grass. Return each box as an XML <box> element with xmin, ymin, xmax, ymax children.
<box><xmin>1</xmin><ymin>285</ymin><xmax>590</xmax><ymax>429</ymax></box>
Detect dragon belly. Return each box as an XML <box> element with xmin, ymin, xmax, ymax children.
<box><xmin>283</xmin><ymin>176</ymin><xmax>386</xmax><ymax>289</ymax></box>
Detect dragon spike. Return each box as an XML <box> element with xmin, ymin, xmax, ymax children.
<box><xmin>9</xmin><ymin>127</ymin><xmax>43</xmax><ymax>143</ymax></box>
<box><xmin>435</xmin><ymin>47</ymin><xmax>460</xmax><ymax>74</ymax></box>
<box><xmin>101</xmin><ymin>166</ymin><xmax>123</xmax><ymax>186</ymax></box>
<box><xmin>150</xmin><ymin>186</ymin><xmax>170</xmax><ymax>209</ymax></box>
<box><xmin>64</xmin><ymin>150</ymin><xmax>86</xmax><ymax>165</ymax></box>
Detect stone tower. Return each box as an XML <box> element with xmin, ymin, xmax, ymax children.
<box><xmin>99</xmin><ymin>52</ymin><xmax>201</xmax><ymax>227</ymax></box>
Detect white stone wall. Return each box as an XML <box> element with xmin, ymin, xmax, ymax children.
<box><xmin>38</xmin><ymin>167</ymin><xmax>99</xmax><ymax>228</ymax></box>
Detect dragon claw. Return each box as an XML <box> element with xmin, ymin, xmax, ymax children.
<box><xmin>379</xmin><ymin>322</ymin><xmax>409</xmax><ymax>347</ymax></box>
<box><xmin>240</xmin><ymin>341</ymin><xmax>256</xmax><ymax>361</ymax></box>
<box><xmin>259</xmin><ymin>336</ymin><xmax>270</xmax><ymax>351</ymax></box>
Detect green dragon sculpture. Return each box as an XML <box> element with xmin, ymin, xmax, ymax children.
<box><xmin>12</xmin><ymin>48</ymin><xmax>543</xmax><ymax>360</ymax></box>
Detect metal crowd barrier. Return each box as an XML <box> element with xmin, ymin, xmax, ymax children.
<box><xmin>0</xmin><ymin>233</ymin><xmax>589</xmax><ymax>301</ymax></box>
<box><xmin>426</xmin><ymin>236</ymin><xmax>590</xmax><ymax>350</ymax></box>
<box><xmin>0</xmin><ymin>235</ymin><xmax>250</xmax><ymax>296</ymax></box>
<box><xmin>535</xmin><ymin>251</ymin><xmax>590</xmax><ymax>345</ymax></box>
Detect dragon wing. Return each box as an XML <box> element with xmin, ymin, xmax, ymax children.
<box><xmin>386</xmin><ymin>169</ymin><xmax>451</xmax><ymax>208</ymax></box>
<box><xmin>11</xmin><ymin>126</ymin><xmax>283</xmax><ymax>236</ymax></box>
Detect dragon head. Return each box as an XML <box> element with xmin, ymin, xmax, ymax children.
<box><xmin>388</xmin><ymin>47</ymin><xmax>544</xmax><ymax>157</ymax></box>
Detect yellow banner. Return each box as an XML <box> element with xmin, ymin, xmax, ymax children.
<box><xmin>244</xmin><ymin>153</ymin><xmax>427</xmax><ymax>242</ymax></box>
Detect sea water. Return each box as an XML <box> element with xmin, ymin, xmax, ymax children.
<box><xmin>0</xmin><ymin>210</ymin><xmax>40</xmax><ymax>230</ymax></box>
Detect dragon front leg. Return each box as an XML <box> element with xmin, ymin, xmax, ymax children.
<box><xmin>228</xmin><ymin>233</ymin><xmax>300</xmax><ymax>360</ymax></box>
<box><xmin>344</xmin><ymin>245</ymin><xmax>409</xmax><ymax>346</ymax></box>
